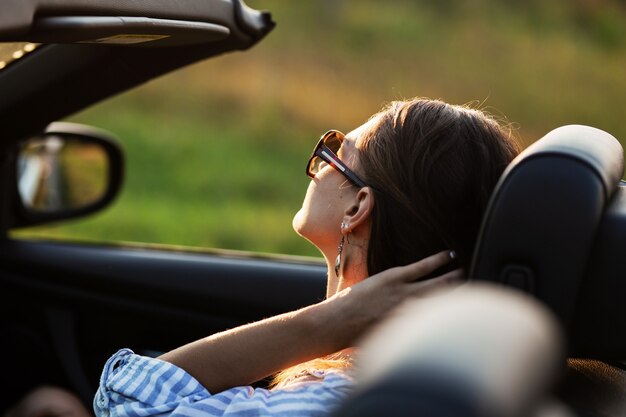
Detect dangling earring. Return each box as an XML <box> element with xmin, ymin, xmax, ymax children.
<box><xmin>335</xmin><ymin>222</ymin><xmax>348</xmax><ymax>276</ymax></box>
<box><xmin>334</xmin><ymin>236</ymin><xmax>345</xmax><ymax>276</ymax></box>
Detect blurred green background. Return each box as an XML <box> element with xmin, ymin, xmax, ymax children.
<box><xmin>14</xmin><ymin>0</ymin><xmax>626</xmax><ymax>257</ymax></box>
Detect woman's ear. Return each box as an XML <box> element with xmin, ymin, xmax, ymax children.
<box><xmin>343</xmin><ymin>187</ymin><xmax>375</xmax><ymax>233</ymax></box>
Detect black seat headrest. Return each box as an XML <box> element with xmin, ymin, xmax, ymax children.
<box><xmin>470</xmin><ymin>125</ymin><xmax>624</xmax><ymax>357</ymax></box>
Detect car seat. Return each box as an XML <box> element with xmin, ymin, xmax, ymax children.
<box><xmin>470</xmin><ymin>124</ymin><xmax>625</xmax><ymax>357</ymax></box>
<box><xmin>470</xmin><ymin>124</ymin><xmax>626</xmax><ymax>415</ymax></box>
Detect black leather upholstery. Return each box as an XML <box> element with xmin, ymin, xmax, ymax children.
<box><xmin>571</xmin><ymin>186</ymin><xmax>626</xmax><ymax>357</ymax></box>
<box><xmin>470</xmin><ymin>125</ymin><xmax>624</xmax><ymax>357</ymax></box>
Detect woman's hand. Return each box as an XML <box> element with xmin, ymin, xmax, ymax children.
<box><xmin>317</xmin><ymin>250</ymin><xmax>463</xmax><ymax>351</ymax></box>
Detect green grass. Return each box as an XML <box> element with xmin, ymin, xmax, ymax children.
<box><xmin>15</xmin><ymin>102</ymin><xmax>317</xmax><ymax>255</ymax></box>
<box><xmin>12</xmin><ymin>0</ymin><xmax>626</xmax><ymax>256</ymax></box>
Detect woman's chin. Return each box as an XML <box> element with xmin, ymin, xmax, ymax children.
<box><xmin>291</xmin><ymin>209</ymin><xmax>306</xmax><ymax>237</ymax></box>
<box><xmin>292</xmin><ymin>209</ymin><xmax>319</xmax><ymax>239</ymax></box>
<box><xmin>292</xmin><ymin>210</ymin><xmax>338</xmax><ymax>265</ymax></box>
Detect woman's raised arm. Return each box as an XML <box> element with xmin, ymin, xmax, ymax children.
<box><xmin>158</xmin><ymin>250</ymin><xmax>461</xmax><ymax>393</ymax></box>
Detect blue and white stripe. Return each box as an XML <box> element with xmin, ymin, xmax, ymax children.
<box><xmin>94</xmin><ymin>349</ymin><xmax>354</xmax><ymax>417</ymax></box>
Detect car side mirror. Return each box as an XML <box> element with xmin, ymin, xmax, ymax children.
<box><xmin>12</xmin><ymin>122</ymin><xmax>123</xmax><ymax>227</ymax></box>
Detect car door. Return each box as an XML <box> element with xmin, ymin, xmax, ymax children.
<box><xmin>0</xmin><ymin>234</ymin><xmax>326</xmax><ymax>410</ymax></box>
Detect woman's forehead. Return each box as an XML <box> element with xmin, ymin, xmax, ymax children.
<box><xmin>345</xmin><ymin>116</ymin><xmax>380</xmax><ymax>149</ymax></box>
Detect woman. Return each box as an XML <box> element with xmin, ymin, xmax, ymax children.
<box><xmin>94</xmin><ymin>98</ymin><xmax>520</xmax><ymax>417</ymax></box>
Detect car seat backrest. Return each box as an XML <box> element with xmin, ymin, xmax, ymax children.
<box><xmin>570</xmin><ymin>184</ymin><xmax>626</xmax><ymax>357</ymax></box>
<box><xmin>470</xmin><ymin>125</ymin><xmax>624</xmax><ymax>357</ymax></box>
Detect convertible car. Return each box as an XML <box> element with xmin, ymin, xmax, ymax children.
<box><xmin>0</xmin><ymin>1</ymin><xmax>624</xmax><ymax>416</ymax></box>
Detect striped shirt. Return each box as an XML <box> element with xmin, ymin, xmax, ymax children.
<box><xmin>94</xmin><ymin>349</ymin><xmax>354</xmax><ymax>417</ymax></box>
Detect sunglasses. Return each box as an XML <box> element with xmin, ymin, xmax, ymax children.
<box><xmin>306</xmin><ymin>130</ymin><xmax>367</xmax><ymax>188</ymax></box>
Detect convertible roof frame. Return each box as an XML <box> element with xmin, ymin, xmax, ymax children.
<box><xmin>0</xmin><ymin>0</ymin><xmax>274</xmax><ymax>143</ymax></box>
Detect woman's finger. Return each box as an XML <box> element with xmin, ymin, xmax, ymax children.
<box><xmin>393</xmin><ymin>250</ymin><xmax>457</xmax><ymax>283</ymax></box>
<box><xmin>408</xmin><ymin>268</ymin><xmax>464</xmax><ymax>295</ymax></box>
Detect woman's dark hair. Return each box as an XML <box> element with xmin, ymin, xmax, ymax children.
<box><xmin>357</xmin><ymin>98</ymin><xmax>521</xmax><ymax>275</ymax></box>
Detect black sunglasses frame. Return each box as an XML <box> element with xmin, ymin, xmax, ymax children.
<box><xmin>306</xmin><ymin>130</ymin><xmax>367</xmax><ymax>188</ymax></box>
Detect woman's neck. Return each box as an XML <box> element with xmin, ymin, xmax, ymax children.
<box><xmin>324</xmin><ymin>243</ymin><xmax>369</xmax><ymax>297</ymax></box>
